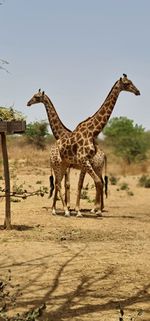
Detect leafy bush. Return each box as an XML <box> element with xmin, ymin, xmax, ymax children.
<box><xmin>25</xmin><ymin>121</ymin><xmax>49</xmax><ymax>149</ymax></box>
<box><xmin>120</xmin><ymin>182</ymin><xmax>129</xmax><ymax>190</ymax></box>
<box><xmin>138</xmin><ymin>175</ymin><xmax>150</xmax><ymax>188</ymax></box>
<box><xmin>109</xmin><ymin>175</ymin><xmax>119</xmax><ymax>185</ymax></box>
<box><xmin>103</xmin><ymin>117</ymin><xmax>149</xmax><ymax>164</ymax></box>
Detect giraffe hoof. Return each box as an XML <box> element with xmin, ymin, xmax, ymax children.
<box><xmin>65</xmin><ymin>211</ymin><xmax>70</xmax><ymax>217</ymax></box>
<box><xmin>52</xmin><ymin>210</ymin><xmax>56</xmax><ymax>215</ymax></box>
<box><xmin>96</xmin><ymin>211</ymin><xmax>103</xmax><ymax>217</ymax></box>
<box><xmin>76</xmin><ymin>212</ymin><xmax>83</xmax><ymax>218</ymax></box>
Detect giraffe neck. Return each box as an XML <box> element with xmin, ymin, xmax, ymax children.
<box><xmin>75</xmin><ymin>80</ymin><xmax>120</xmax><ymax>137</ymax></box>
<box><xmin>44</xmin><ymin>95</ymin><xmax>71</xmax><ymax>140</ymax></box>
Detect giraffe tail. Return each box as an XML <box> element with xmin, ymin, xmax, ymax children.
<box><xmin>104</xmin><ymin>154</ymin><xmax>108</xmax><ymax>198</ymax></box>
<box><xmin>49</xmin><ymin>168</ymin><xmax>54</xmax><ymax>198</ymax></box>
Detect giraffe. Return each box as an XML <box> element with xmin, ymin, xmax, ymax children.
<box><xmin>27</xmin><ymin>89</ymin><xmax>71</xmax><ymax>216</ymax></box>
<box><xmin>27</xmin><ymin>89</ymin><xmax>106</xmax><ymax>216</ymax></box>
<box><xmin>55</xmin><ymin>74</ymin><xmax>140</xmax><ymax>212</ymax></box>
<box><xmin>27</xmin><ymin>74</ymin><xmax>140</xmax><ymax>214</ymax></box>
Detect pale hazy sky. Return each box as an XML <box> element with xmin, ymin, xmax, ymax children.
<box><xmin>0</xmin><ymin>0</ymin><xmax>149</xmax><ymax>132</ymax></box>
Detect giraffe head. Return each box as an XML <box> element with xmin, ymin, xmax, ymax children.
<box><xmin>27</xmin><ymin>89</ymin><xmax>46</xmax><ymax>106</ymax></box>
<box><xmin>118</xmin><ymin>74</ymin><xmax>140</xmax><ymax>96</ymax></box>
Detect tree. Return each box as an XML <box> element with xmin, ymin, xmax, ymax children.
<box><xmin>25</xmin><ymin>121</ymin><xmax>50</xmax><ymax>149</ymax></box>
<box><xmin>103</xmin><ymin>117</ymin><xmax>149</xmax><ymax>164</ymax></box>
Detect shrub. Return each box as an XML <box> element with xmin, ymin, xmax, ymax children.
<box><xmin>25</xmin><ymin>121</ymin><xmax>49</xmax><ymax>150</ymax></box>
<box><xmin>139</xmin><ymin>175</ymin><xmax>150</xmax><ymax>188</ymax></box>
<box><xmin>120</xmin><ymin>182</ymin><xmax>129</xmax><ymax>190</ymax></box>
<box><xmin>109</xmin><ymin>175</ymin><xmax>119</xmax><ymax>185</ymax></box>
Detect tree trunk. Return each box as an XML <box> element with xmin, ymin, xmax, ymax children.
<box><xmin>1</xmin><ymin>133</ymin><xmax>11</xmax><ymax>229</ymax></box>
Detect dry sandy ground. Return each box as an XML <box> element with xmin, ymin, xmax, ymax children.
<box><xmin>0</xmin><ymin>169</ymin><xmax>150</xmax><ymax>321</ymax></box>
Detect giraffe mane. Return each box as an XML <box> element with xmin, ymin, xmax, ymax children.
<box><xmin>45</xmin><ymin>94</ymin><xmax>72</xmax><ymax>133</ymax></box>
<box><xmin>75</xmin><ymin>80</ymin><xmax>119</xmax><ymax>129</ymax></box>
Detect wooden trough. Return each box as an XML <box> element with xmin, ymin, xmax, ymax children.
<box><xmin>0</xmin><ymin>120</ymin><xmax>26</xmax><ymax>229</ymax></box>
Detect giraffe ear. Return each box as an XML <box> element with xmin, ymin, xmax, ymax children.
<box><xmin>120</xmin><ymin>77</ymin><xmax>122</xmax><ymax>81</ymax></box>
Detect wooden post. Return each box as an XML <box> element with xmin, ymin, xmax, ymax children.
<box><xmin>1</xmin><ymin>132</ymin><xmax>11</xmax><ymax>229</ymax></box>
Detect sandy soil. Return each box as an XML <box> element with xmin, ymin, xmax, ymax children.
<box><xmin>0</xmin><ymin>168</ymin><xmax>150</xmax><ymax>321</ymax></box>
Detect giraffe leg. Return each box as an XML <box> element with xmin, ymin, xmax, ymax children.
<box><xmin>51</xmin><ymin>165</ymin><xmax>70</xmax><ymax>217</ymax></box>
<box><xmin>91</xmin><ymin>176</ymin><xmax>104</xmax><ymax>215</ymax></box>
<box><xmin>79</xmin><ymin>160</ymin><xmax>103</xmax><ymax>216</ymax></box>
<box><xmin>58</xmin><ymin>184</ymin><xmax>70</xmax><ymax>217</ymax></box>
<box><xmin>64</xmin><ymin>167</ymin><xmax>70</xmax><ymax>209</ymax></box>
<box><xmin>51</xmin><ymin>186</ymin><xmax>58</xmax><ymax>215</ymax></box>
<box><xmin>92</xmin><ymin>181</ymin><xmax>103</xmax><ymax>216</ymax></box>
<box><xmin>75</xmin><ymin>170</ymin><xmax>86</xmax><ymax>217</ymax></box>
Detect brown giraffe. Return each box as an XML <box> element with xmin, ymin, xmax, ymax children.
<box><xmin>27</xmin><ymin>89</ymin><xmax>71</xmax><ymax>216</ymax></box>
<box><xmin>27</xmin><ymin>89</ymin><xmax>106</xmax><ymax>216</ymax></box>
<box><xmin>56</xmin><ymin>74</ymin><xmax>140</xmax><ymax>212</ymax></box>
<box><xmin>27</xmin><ymin>74</ymin><xmax>140</xmax><ymax>214</ymax></box>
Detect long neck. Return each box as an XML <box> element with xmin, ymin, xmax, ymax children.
<box><xmin>75</xmin><ymin>80</ymin><xmax>121</xmax><ymax>137</ymax></box>
<box><xmin>44</xmin><ymin>95</ymin><xmax>71</xmax><ymax>140</ymax></box>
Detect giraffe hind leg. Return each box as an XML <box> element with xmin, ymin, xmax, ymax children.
<box><xmin>52</xmin><ymin>166</ymin><xmax>70</xmax><ymax>217</ymax></box>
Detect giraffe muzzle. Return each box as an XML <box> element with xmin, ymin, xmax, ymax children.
<box><xmin>135</xmin><ymin>90</ymin><xmax>140</xmax><ymax>96</ymax></box>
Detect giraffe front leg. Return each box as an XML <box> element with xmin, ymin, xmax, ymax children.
<box><xmin>57</xmin><ymin>184</ymin><xmax>70</xmax><ymax>217</ymax></box>
<box><xmin>51</xmin><ymin>185</ymin><xmax>58</xmax><ymax>215</ymax></box>
<box><xmin>78</xmin><ymin>160</ymin><xmax>103</xmax><ymax>217</ymax></box>
<box><xmin>52</xmin><ymin>165</ymin><xmax>70</xmax><ymax>217</ymax></box>
<box><xmin>94</xmin><ymin>181</ymin><xmax>103</xmax><ymax>217</ymax></box>
<box><xmin>64</xmin><ymin>168</ymin><xmax>71</xmax><ymax>209</ymax></box>
<box><xmin>75</xmin><ymin>170</ymin><xmax>86</xmax><ymax>217</ymax></box>
<box><xmin>91</xmin><ymin>178</ymin><xmax>103</xmax><ymax>216</ymax></box>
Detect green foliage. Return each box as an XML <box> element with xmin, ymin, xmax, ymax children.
<box><xmin>120</xmin><ymin>182</ymin><xmax>129</xmax><ymax>190</ymax></box>
<box><xmin>138</xmin><ymin>174</ymin><xmax>150</xmax><ymax>188</ymax></box>
<box><xmin>80</xmin><ymin>190</ymin><xmax>89</xmax><ymax>200</ymax></box>
<box><xmin>0</xmin><ymin>272</ymin><xmax>47</xmax><ymax>320</ymax></box>
<box><xmin>25</xmin><ymin>121</ymin><xmax>49</xmax><ymax>149</ymax></box>
<box><xmin>103</xmin><ymin>117</ymin><xmax>149</xmax><ymax>164</ymax></box>
<box><xmin>143</xmin><ymin>130</ymin><xmax>150</xmax><ymax>149</ymax></box>
<box><xmin>109</xmin><ymin>175</ymin><xmax>119</xmax><ymax>185</ymax></box>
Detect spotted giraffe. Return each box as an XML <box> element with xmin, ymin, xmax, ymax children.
<box><xmin>56</xmin><ymin>74</ymin><xmax>140</xmax><ymax>213</ymax></box>
<box><xmin>27</xmin><ymin>89</ymin><xmax>106</xmax><ymax>216</ymax></box>
<box><xmin>27</xmin><ymin>74</ymin><xmax>140</xmax><ymax>215</ymax></box>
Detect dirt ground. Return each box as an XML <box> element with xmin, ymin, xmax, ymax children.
<box><xmin>0</xmin><ymin>168</ymin><xmax>150</xmax><ymax>321</ymax></box>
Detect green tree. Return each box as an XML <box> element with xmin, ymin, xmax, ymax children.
<box><xmin>25</xmin><ymin>121</ymin><xmax>50</xmax><ymax>149</ymax></box>
<box><xmin>103</xmin><ymin>117</ymin><xmax>149</xmax><ymax>164</ymax></box>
